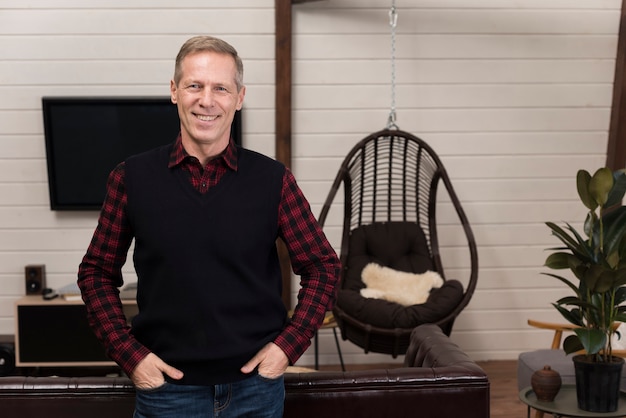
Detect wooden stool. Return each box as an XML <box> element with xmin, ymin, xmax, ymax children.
<box><xmin>315</xmin><ymin>312</ymin><xmax>345</xmax><ymax>371</ymax></box>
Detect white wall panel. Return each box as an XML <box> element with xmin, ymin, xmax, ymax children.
<box><xmin>294</xmin><ymin>132</ymin><xmax>608</xmax><ymax>157</ymax></box>
<box><xmin>294</xmin><ymin>155</ymin><xmax>608</xmax><ymax>181</ymax></box>
<box><xmin>0</xmin><ymin>36</ymin><xmax>275</xmax><ymax>61</ymax></box>
<box><xmin>296</xmin><ymin>60</ymin><xmax>616</xmax><ymax>84</ymax></box>
<box><xmin>296</xmin><ymin>0</ymin><xmax>619</xmax><ymax>11</ymax></box>
<box><xmin>295</xmin><ymin>9</ymin><xmax>618</xmax><ymax>35</ymax></box>
<box><xmin>0</xmin><ymin>10</ymin><xmax>273</xmax><ymax>35</ymax></box>
<box><xmin>296</xmin><ymin>84</ymin><xmax>614</xmax><ymax>109</ymax></box>
<box><xmin>2</xmin><ymin>0</ymin><xmax>273</xmax><ymax>8</ymax></box>
<box><xmin>293</xmin><ymin>108</ymin><xmax>612</xmax><ymax>134</ymax></box>
<box><xmin>294</xmin><ymin>35</ymin><xmax>618</xmax><ymax>59</ymax></box>
<box><xmin>0</xmin><ymin>207</ymin><xmax>98</xmax><ymax>229</ymax></box>
<box><xmin>0</xmin><ymin>184</ymin><xmax>49</xmax><ymax>206</ymax></box>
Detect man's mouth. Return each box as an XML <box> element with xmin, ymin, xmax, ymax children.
<box><xmin>195</xmin><ymin>114</ymin><xmax>218</xmax><ymax>122</ymax></box>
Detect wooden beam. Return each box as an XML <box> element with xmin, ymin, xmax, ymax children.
<box><xmin>276</xmin><ymin>0</ymin><xmax>292</xmax><ymax>168</ymax></box>
<box><xmin>607</xmin><ymin>0</ymin><xmax>626</xmax><ymax>170</ymax></box>
<box><xmin>276</xmin><ymin>0</ymin><xmax>293</xmax><ymax>309</ymax></box>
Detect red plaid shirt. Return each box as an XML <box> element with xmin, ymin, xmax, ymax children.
<box><xmin>78</xmin><ymin>136</ymin><xmax>340</xmax><ymax>375</ymax></box>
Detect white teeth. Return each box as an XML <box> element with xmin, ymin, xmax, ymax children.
<box><xmin>196</xmin><ymin>114</ymin><xmax>217</xmax><ymax>121</ymax></box>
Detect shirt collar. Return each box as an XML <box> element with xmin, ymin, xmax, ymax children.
<box><xmin>168</xmin><ymin>134</ymin><xmax>238</xmax><ymax>171</ymax></box>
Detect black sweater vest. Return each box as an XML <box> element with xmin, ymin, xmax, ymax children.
<box><xmin>124</xmin><ymin>144</ymin><xmax>287</xmax><ymax>385</ymax></box>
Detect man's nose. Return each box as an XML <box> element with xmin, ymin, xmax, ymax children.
<box><xmin>199</xmin><ymin>89</ymin><xmax>214</xmax><ymax>107</ymax></box>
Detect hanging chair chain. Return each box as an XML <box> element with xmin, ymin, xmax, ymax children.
<box><xmin>387</xmin><ymin>1</ymin><xmax>399</xmax><ymax>130</ymax></box>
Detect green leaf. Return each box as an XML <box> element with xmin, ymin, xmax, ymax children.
<box><xmin>607</xmin><ymin>251</ymin><xmax>620</xmax><ymax>270</ymax></box>
<box><xmin>577</xmin><ymin>169</ymin><xmax>596</xmax><ymax>210</ymax></box>
<box><xmin>570</xmin><ymin>262</ymin><xmax>588</xmax><ymax>282</ymax></box>
<box><xmin>619</xmin><ymin>235</ymin><xmax>626</xmax><ymax>262</ymax></box>
<box><xmin>565</xmin><ymin>223</ymin><xmax>596</xmax><ymax>262</ymax></box>
<box><xmin>589</xmin><ymin>167</ymin><xmax>614</xmax><ymax>207</ymax></box>
<box><xmin>552</xmin><ymin>303</ymin><xmax>585</xmax><ymax>327</ymax></box>
<box><xmin>581</xmin><ymin>264</ymin><xmax>604</xmax><ymax>292</ymax></box>
<box><xmin>587</xmin><ymin>266</ymin><xmax>613</xmax><ymax>293</ymax></box>
<box><xmin>542</xmin><ymin>272</ymin><xmax>580</xmax><ymax>297</ymax></box>
<box><xmin>614</xmin><ymin>286</ymin><xmax>626</xmax><ymax>305</ymax></box>
<box><xmin>602</xmin><ymin>207</ymin><xmax>626</xmax><ymax>259</ymax></box>
<box><xmin>556</xmin><ymin>296</ymin><xmax>587</xmax><ymax>306</ymax></box>
<box><xmin>545</xmin><ymin>222</ymin><xmax>593</xmax><ymax>261</ymax></box>
<box><xmin>584</xmin><ymin>211</ymin><xmax>597</xmax><ymax>238</ymax></box>
<box><xmin>545</xmin><ymin>252</ymin><xmax>574</xmax><ymax>270</ymax></box>
<box><xmin>605</xmin><ymin>169</ymin><xmax>626</xmax><ymax>208</ymax></box>
<box><xmin>614</xmin><ymin>312</ymin><xmax>626</xmax><ymax>323</ymax></box>
<box><xmin>613</xmin><ymin>269</ymin><xmax>626</xmax><ymax>288</ymax></box>
<box><xmin>574</xmin><ymin>327</ymin><xmax>606</xmax><ymax>355</ymax></box>
<box><xmin>546</xmin><ymin>222</ymin><xmax>579</xmax><ymax>249</ymax></box>
<box><xmin>563</xmin><ymin>334</ymin><xmax>584</xmax><ymax>355</ymax></box>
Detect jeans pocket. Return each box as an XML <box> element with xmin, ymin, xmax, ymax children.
<box><xmin>256</xmin><ymin>371</ymin><xmax>284</xmax><ymax>383</ymax></box>
<box><xmin>135</xmin><ymin>381</ymin><xmax>169</xmax><ymax>393</ymax></box>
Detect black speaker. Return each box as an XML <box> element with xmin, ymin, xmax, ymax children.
<box><xmin>0</xmin><ymin>343</ymin><xmax>15</xmax><ymax>376</ymax></box>
<box><xmin>25</xmin><ymin>264</ymin><xmax>46</xmax><ymax>295</ymax></box>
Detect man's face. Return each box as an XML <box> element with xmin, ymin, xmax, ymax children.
<box><xmin>170</xmin><ymin>51</ymin><xmax>245</xmax><ymax>153</ymax></box>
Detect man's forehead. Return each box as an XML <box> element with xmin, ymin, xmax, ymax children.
<box><xmin>180</xmin><ymin>53</ymin><xmax>237</xmax><ymax>79</ymax></box>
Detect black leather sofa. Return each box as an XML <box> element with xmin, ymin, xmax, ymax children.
<box><xmin>0</xmin><ymin>324</ymin><xmax>489</xmax><ymax>418</ymax></box>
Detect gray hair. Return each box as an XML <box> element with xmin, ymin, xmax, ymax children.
<box><xmin>173</xmin><ymin>36</ymin><xmax>244</xmax><ymax>91</ymax></box>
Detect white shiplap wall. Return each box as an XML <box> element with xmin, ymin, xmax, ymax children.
<box><xmin>0</xmin><ymin>0</ymin><xmax>621</xmax><ymax>367</ymax></box>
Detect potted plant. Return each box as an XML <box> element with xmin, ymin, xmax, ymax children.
<box><xmin>544</xmin><ymin>167</ymin><xmax>626</xmax><ymax>412</ymax></box>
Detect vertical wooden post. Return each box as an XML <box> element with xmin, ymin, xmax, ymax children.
<box><xmin>276</xmin><ymin>0</ymin><xmax>293</xmax><ymax>309</ymax></box>
<box><xmin>607</xmin><ymin>0</ymin><xmax>626</xmax><ymax>170</ymax></box>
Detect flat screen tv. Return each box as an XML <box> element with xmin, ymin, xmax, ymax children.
<box><xmin>42</xmin><ymin>97</ymin><xmax>242</xmax><ymax>210</ymax></box>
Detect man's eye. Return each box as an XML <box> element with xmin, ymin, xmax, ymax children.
<box><xmin>188</xmin><ymin>84</ymin><xmax>201</xmax><ymax>90</ymax></box>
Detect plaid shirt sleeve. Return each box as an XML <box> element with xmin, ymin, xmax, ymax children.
<box><xmin>77</xmin><ymin>163</ymin><xmax>150</xmax><ymax>375</ymax></box>
<box><xmin>273</xmin><ymin>168</ymin><xmax>341</xmax><ymax>364</ymax></box>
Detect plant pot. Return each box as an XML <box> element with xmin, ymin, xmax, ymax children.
<box><xmin>573</xmin><ymin>354</ymin><xmax>625</xmax><ymax>412</ymax></box>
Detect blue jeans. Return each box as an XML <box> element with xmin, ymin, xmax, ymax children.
<box><xmin>133</xmin><ymin>374</ymin><xmax>284</xmax><ymax>418</ymax></box>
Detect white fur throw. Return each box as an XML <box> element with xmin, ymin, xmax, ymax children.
<box><xmin>360</xmin><ymin>263</ymin><xmax>444</xmax><ymax>306</ymax></box>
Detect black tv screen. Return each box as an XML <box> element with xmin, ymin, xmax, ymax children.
<box><xmin>42</xmin><ymin>97</ymin><xmax>242</xmax><ymax>210</ymax></box>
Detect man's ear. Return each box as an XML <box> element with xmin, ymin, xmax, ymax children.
<box><xmin>170</xmin><ymin>79</ymin><xmax>178</xmax><ymax>104</ymax></box>
<box><xmin>236</xmin><ymin>85</ymin><xmax>246</xmax><ymax>110</ymax></box>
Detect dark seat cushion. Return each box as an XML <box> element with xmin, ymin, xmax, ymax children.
<box><xmin>343</xmin><ymin>222</ymin><xmax>434</xmax><ymax>288</ymax></box>
<box><xmin>336</xmin><ymin>222</ymin><xmax>465</xmax><ymax>328</ymax></box>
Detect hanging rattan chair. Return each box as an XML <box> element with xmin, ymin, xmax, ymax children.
<box><xmin>318</xmin><ymin>129</ymin><xmax>479</xmax><ymax>357</ymax></box>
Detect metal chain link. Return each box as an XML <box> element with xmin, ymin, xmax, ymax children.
<box><xmin>386</xmin><ymin>0</ymin><xmax>399</xmax><ymax>130</ymax></box>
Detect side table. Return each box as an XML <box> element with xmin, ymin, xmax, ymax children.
<box><xmin>520</xmin><ymin>385</ymin><xmax>626</xmax><ymax>418</ymax></box>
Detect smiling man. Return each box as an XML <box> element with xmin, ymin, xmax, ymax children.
<box><xmin>171</xmin><ymin>39</ymin><xmax>245</xmax><ymax>164</ymax></box>
<box><xmin>77</xmin><ymin>36</ymin><xmax>340</xmax><ymax>418</ymax></box>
